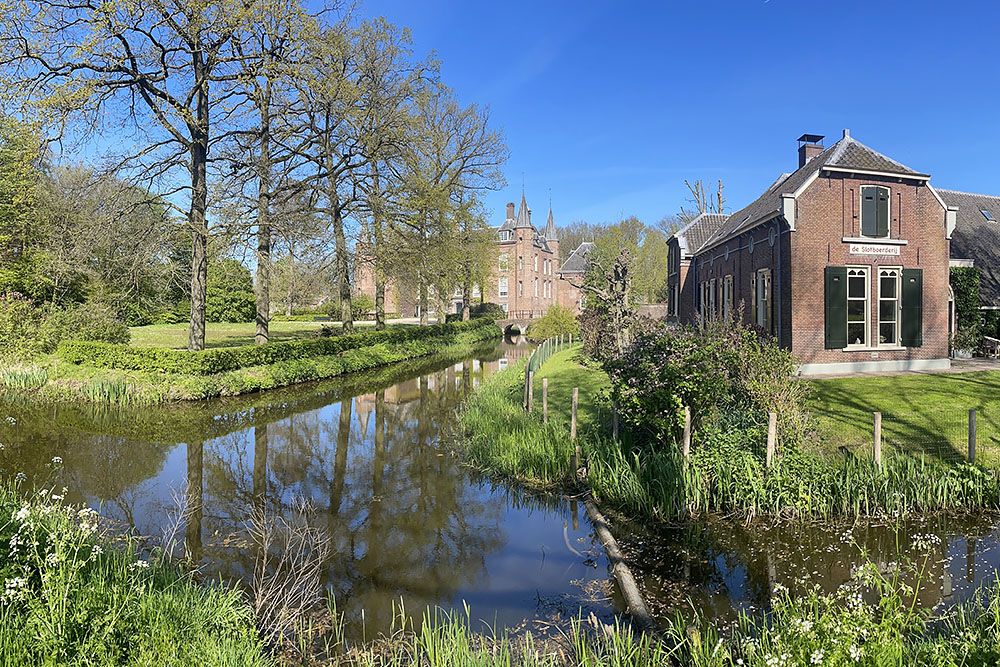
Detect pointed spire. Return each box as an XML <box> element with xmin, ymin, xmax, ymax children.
<box><xmin>515</xmin><ymin>191</ymin><xmax>531</xmax><ymax>228</ymax></box>
<box><xmin>544</xmin><ymin>203</ymin><xmax>558</xmax><ymax>241</ymax></box>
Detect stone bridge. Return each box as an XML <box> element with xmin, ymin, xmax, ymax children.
<box><xmin>497</xmin><ymin>310</ymin><xmax>541</xmax><ymax>341</ymax></box>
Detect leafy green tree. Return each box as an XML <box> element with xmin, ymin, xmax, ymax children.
<box><xmin>526</xmin><ymin>304</ymin><xmax>579</xmax><ymax>341</ymax></box>
<box><xmin>206</xmin><ymin>259</ymin><xmax>256</xmax><ymax>323</ymax></box>
<box><xmin>0</xmin><ymin>117</ymin><xmax>45</xmax><ymax>299</ymax></box>
<box><xmin>587</xmin><ymin>216</ymin><xmax>666</xmax><ymax>305</ymax></box>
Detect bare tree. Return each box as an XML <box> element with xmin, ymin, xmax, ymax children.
<box><xmin>0</xmin><ymin>0</ymin><xmax>262</xmax><ymax>350</ymax></box>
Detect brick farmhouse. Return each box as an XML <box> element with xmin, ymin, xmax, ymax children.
<box><xmin>667</xmin><ymin>130</ymin><xmax>967</xmax><ymax>375</ymax></box>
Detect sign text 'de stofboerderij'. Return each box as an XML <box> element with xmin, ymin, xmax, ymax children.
<box><xmin>848</xmin><ymin>243</ymin><xmax>901</xmax><ymax>256</ymax></box>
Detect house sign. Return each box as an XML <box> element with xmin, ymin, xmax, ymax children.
<box><xmin>849</xmin><ymin>243</ymin><xmax>901</xmax><ymax>256</ymax></box>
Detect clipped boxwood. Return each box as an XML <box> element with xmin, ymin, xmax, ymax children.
<box><xmin>57</xmin><ymin>319</ymin><xmax>498</xmax><ymax>375</ymax></box>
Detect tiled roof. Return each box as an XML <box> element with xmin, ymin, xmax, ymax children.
<box><xmin>699</xmin><ymin>133</ymin><xmax>929</xmax><ymax>253</ymax></box>
<box><xmin>673</xmin><ymin>212</ymin><xmax>727</xmax><ymax>257</ymax></box>
<box><xmin>939</xmin><ymin>188</ymin><xmax>1000</xmax><ymax>307</ymax></box>
<box><xmin>559</xmin><ymin>242</ymin><xmax>593</xmax><ymax>274</ymax></box>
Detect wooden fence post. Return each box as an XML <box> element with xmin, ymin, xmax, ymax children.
<box><xmin>766</xmin><ymin>411</ymin><xmax>777</xmax><ymax>468</ymax></box>
<box><xmin>682</xmin><ymin>406</ymin><xmax>691</xmax><ymax>458</ymax></box>
<box><xmin>873</xmin><ymin>411</ymin><xmax>882</xmax><ymax>470</ymax></box>
<box><xmin>527</xmin><ymin>372</ymin><xmax>534</xmax><ymax>412</ymax></box>
<box><xmin>571</xmin><ymin>388</ymin><xmax>579</xmax><ymax>441</ymax></box>
<box><xmin>542</xmin><ymin>378</ymin><xmax>549</xmax><ymax>423</ymax></box>
<box><xmin>969</xmin><ymin>409</ymin><xmax>977</xmax><ymax>464</ymax></box>
<box><xmin>571</xmin><ymin>387</ymin><xmax>580</xmax><ymax>476</ymax></box>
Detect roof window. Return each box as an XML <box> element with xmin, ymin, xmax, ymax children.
<box><xmin>981</xmin><ymin>208</ymin><xmax>996</xmax><ymax>222</ymax></box>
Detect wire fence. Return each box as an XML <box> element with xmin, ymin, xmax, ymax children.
<box><xmin>807</xmin><ymin>406</ymin><xmax>999</xmax><ymax>467</ymax></box>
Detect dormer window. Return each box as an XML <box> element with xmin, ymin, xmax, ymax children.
<box><xmin>860</xmin><ymin>185</ymin><xmax>890</xmax><ymax>238</ymax></box>
<box><xmin>498</xmin><ymin>230</ymin><xmax>513</xmax><ymax>242</ymax></box>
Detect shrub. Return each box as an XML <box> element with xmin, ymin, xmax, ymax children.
<box><xmin>351</xmin><ymin>292</ymin><xmax>374</xmax><ymax>319</ymax></box>
<box><xmin>470</xmin><ymin>302</ymin><xmax>505</xmax><ymax>320</ymax></box>
<box><xmin>0</xmin><ymin>295</ymin><xmax>130</xmax><ymax>361</ymax></box>
<box><xmin>206</xmin><ymin>259</ymin><xmax>255</xmax><ymax>323</ymax></box>
<box><xmin>526</xmin><ymin>304</ymin><xmax>579</xmax><ymax>341</ymax></box>
<box><xmin>38</xmin><ymin>301</ymin><xmax>131</xmax><ymax>350</ymax></box>
<box><xmin>0</xmin><ymin>292</ymin><xmax>45</xmax><ymax>360</ymax></box>
<box><xmin>57</xmin><ymin>318</ymin><xmax>498</xmax><ymax>375</ymax></box>
<box><xmin>606</xmin><ymin>319</ymin><xmax>808</xmax><ymax>450</ymax></box>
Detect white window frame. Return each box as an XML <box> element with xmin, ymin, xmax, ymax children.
<box><xmin>500</xmin><ymin>303</ymin><xmax>509</xmax><ymax>314</ymax></box>
<box><xmin>708</xmin><ymin>279</ymin><xmax>717</xmax><ymax>320</ymax></box>
<box><xmin>877</xmin><ymin>267</ymin><xmax>901</xmax><ymax>347</ymax></box>
<box><xmin>534</xmin><ymin>255</ymin><xmax>539</xmax><ymax>272</ymax></box>
<box><xmin>723</xmin><ymin>275</ymin><xmax>733</xmax><ymax>321</ymax></box>
<box><xmin>860</xmin><ymin>185</ymin><xmax>891</xmax><ymax>240</ymax></box>
<box><xmin>846</xmin><ymin>266</ymin><xmax>870</xmax><ymax>348</ymax></box>
<box><xmin>754</xmin><ymin>269</ymin><xmax>771</xmax><ymax>332</ymax></box>
<box><xmin>498</xmin><ymin>253</ymin><xmax>509</xmax><ymax>271</ymax></box>
<box><xmin>498</xmin><ymin>277</ymin><xmax>508</xmax><ymax>298</ymax></box>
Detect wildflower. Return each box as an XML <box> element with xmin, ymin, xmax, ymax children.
<box><xmin>12</xmin><ymin>506</ymin><xmax>29</xmax><ymax>522</ymax></box>
<box><xmin>14</xmin><ymin>472</ymin><xmax>26</xmax><ymax>484</ymax></box>
<box><xmin>38</xmin><ymin>489</ymin><xmax>48</xmax><ymax>497</ymax></box>
<box><xmin>849</xmin><ymin>644</ymin><xmax>861</xmax><ymax>661</ymax></box>
<box><xmin>50</xmin><ymin>456</ymin><xmax>62</xmax><ymax>466</ymax></box>
<box><xmin>128</xmin><ymin>559</ymin><xmax>150</xmax><ymax>572</ymax></box>
<box><xmin>90</xmin><ymin>545</ymin><xmax>103</xmax><ymax>558</ymax></box>
<box><xmin>5</xmin><ymin>417</ymin><xmax>15</xmax><ymax>426</ymax></box>
<box><xmin>45</xmin><ymin>552</ymin><xmax>59</xmax><ymax>565</ymax></box>
<box><xmin>2</xmin><ymin>577</ymin><xmax>27</xmax><ymax>601</ymax></box>
<box><xmin>811</xmin><ymin>649</ymin><xmax>824</xmax><ymax>664</ymax></box>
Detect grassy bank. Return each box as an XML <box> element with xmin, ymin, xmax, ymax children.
<box><xmin>0</xmin><ymin>482</ymin><xmax>269</xmax><ymax>666</ymax></box>
<box><xmin>457</xmin><ymin>346</ymin><xmax>1000</xmax><ymax>521</ymax></box>
<box><xmin>1</xmin><ymin>321</ymin><xmax>500</xmax><ymax>405</ymax></box>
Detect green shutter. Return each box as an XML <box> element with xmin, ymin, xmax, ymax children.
<box><xmin>824</xmin><ymin>267</ymin><xmax>848</xmax><ymax>349</ymax></box>
<box><xmin>876</xmin><ymin>188</ymin><xmax>890</xmax><ymax>237</ymax></box>
<box><xmin>861</xmin><ymin>189</ymin><xmax>877</xmax><ymax>236</ymax></box>
<box><xmin>901</xmin><ymin>268</ymin><xmax>923</xmax><ymax>347</ymax></box>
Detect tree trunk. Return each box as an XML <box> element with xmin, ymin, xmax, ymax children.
<box><xmin>372</xmin><ymin>169</ymin><xmax>387</xmax><ymax>331</ymax></box>
<box><xmin>187</xmin><ymin>52</ymin><xmax>209</xmax><ymax>352</ymax></box>
<box><xmin>254</xmin><ymin>93</ymin><xmax>272</xmax><ymax>346</ymax></box>
<box><xmin>461</xmin><ymin>268</ymin><xmax>472</xmax><ymax>321</ymax></box>
<box><xmin>419</xmin><ymin>279</ymin><xmax>429</xmax><ymax>326</ymax></box>
<box><xmin>333</xmin><ymin>203</ymin><xmax>353</xmax><ymax>332</ymax></box>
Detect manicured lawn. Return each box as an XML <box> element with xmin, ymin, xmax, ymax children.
<box><xmin>129</xmin><ymin>320</ymin><xmax>364</xmax><ymax>349</ymax></box>
<box><xmin>806</xmin><ymin>371</ymin><xmax>1000</xmax><ymax>465</ymax></box>
<box><xmin>534</xmin><ymin>345</ymin><xmax>612</xmax><ymax>431</ymax></box>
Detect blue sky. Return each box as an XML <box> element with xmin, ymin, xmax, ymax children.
<box><xmin>361</xmin><ymin>0</ymin><xmax>1000</xmax><ymax>229</ymax></box>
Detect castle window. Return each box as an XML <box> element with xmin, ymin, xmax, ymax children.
<box><xmin>860</xmin><ymin>186</ymin><xmax>890</xmax><ymax>238</ymax></box>
<box><xmin>533</xmin><ymin>255</ymin><xmax>539</xmax><ymax>272</ymax></box>
<box><xmin>518</xmin><ymin>256</ymin><xmax>524</xmax><ymax>272</ymax></box>
<box><xmin>498</xmin><ymin>278</ymin><xmax>508</xmax><ymax>298</ymax></box>
<box><xmin>498</xmin><ymin>253</ymin><xmax>509</xmax><ymax>271</ymax></box>
<box><xmin>499</xmin><ymin>230</ymin><xmax>512</xmax><ymax>242</ymax></box>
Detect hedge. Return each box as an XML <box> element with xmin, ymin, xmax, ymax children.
<box><xmin>57</xmin><ymin>319</ymin><xmax>498</xmax><ymax>376</ymax></box>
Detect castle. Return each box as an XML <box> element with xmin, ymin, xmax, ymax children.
<box><xmin>354</xmin><ymin>192</ymin><xmax>591</xmax><ymax>320</ymax></box>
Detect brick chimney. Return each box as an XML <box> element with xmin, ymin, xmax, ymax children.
<box><xmin>506</xmin><ymin>202</ymin><xmax>515</xmax><ymax>219</ymax></box>
<box><xmin>797</xmin><ymin>133</ymin><xmax>825</xmax><ymax>168</ymax></box>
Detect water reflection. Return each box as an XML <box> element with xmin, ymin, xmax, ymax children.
<box><xmin>0</xmin><ymin>342</ymin><xmax>608</xmax><ymax>637</ymax></box>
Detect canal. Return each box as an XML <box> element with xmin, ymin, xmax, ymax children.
<box><xmin>2</xmin><ymin>340</ymin><xmax>999</xmax><ymax>638</ymax></box>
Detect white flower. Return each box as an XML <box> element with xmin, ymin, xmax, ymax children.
<box><xmin>14</xmin><ymin>473</ymin><xmax>26</xmax><ymax>484</ymax></box>
<box><xmin>849</xmin><ymin>644</ymin><xmax>861</xmax><ymax>661</ymax></box>
<box><xmin>50</xmin><ymin>456</ymin><xmax>62</xmax><ymax>466</ymax></box>
<box><xmin>12</xmin><ymin>506</ymin><xmax>29</xmax><ymax>522</ymax></box>
<box><xmin>811</xmin><ymin>649</ymin><xmax>824</xmax><ymax>664</ymax></box>
<box><xmin>90</xmin><ymin>545</ymin><xmax>103</xmax><ymax>557</ymax></box>
<box><xmin>45</xmin><ymin>552</ymin><xmax>59</xmax><ymax>565</ymax></box>
<box><xmin>38</xmin><ymin>489</ymin><xmax>48</xmax><ymax>497</ymax></box>
<box><xmin>5</xmin><ymin>417</ymin><xmax>15</xmax><ymax>426</ymax></box>
<box><xmin>128</xmin><ymin>559</ymin><xmax>150</xmax><ymax>571</ymax></box>
<box><xmin>2</xmin><ymin>577</ymin><xmax>27</xmax><ymax>600</ymax></box>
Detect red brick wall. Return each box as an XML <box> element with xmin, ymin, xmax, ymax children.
<box><xmin>486</xmin><ymin>230</ymin><xmax>560</xmax><ymax>317</ymax></box>
<box><xmin>687</xmin><ymin>172</ymin><xmax>950</xmax><ymax>367</ymax></box>
<box><xmin>789</xmin><ymin>173</ymin><xmax>949</xmax><ymax>365</ymax></box>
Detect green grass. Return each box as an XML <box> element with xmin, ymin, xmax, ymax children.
<box><xmin>2</xmin><ymin>326</ymin><xmax>500</xmax><ymax>405</ymax></box>
<box><xmin>807</xmin><ymin>371</ymin><xmax>1000</xmax><ymax>465</ymax></box>
<box><xmin>0</xmin><ymin>482</ymin><xmax>270</xmax><ymax>666</ymax></box>
<box><xmin>129</xmin><ymin>320</ymin><xmax>352</xmax><ymax>349</ymax></box>
<box><xmin>458</xmin><ymin>347</ymin><xmax>1000</xmax><ymax>521</ymax></box>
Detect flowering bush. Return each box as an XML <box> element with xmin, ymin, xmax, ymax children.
<box><xmin>605</xmin><ymin>319</ymin><xmax>809</xmax><ymax>452</ymax></box>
